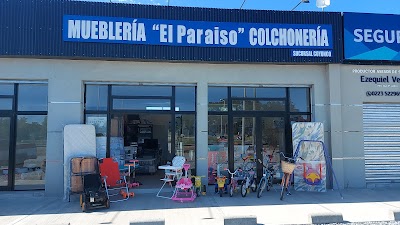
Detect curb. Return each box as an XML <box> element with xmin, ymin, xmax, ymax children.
<box><xmin>309</xmin><ymin>212</ymin><xmax>343</xmax><ymax>224</ymax></box>
<box><xmin>130</xmin><ymin>220</ymin><xmax>165</xmax><ymax>225</ymax></box>
<box><xmin>224</xmin><ymin>215</ymin><xmax>257</xmax><ymax>225</ymax></box>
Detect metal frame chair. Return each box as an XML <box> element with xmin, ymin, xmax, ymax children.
<box><xmin>99</xmin><ymin>158</ymin><xmax>131</xmax><ymax>202</ymax></box>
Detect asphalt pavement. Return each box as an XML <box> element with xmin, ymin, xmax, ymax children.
<box><xmin>1</xmin><ymin>186</ymin><xmax>400</xmax><ymax>225</ymax></box>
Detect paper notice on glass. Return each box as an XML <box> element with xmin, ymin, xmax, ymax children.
<box><xmin>96</xmin><ymin>137</ymin><xmax>107</xmax><ymax>159</ymax></box>
<box><xmin>86</xmin><ymin>116</ymin><xmax>107</xmax><ymax>137</ymax></box>
<box><xmin>110</xmin><ymin>137</ymin><xmax>124</xmax><ymax>157</ymax></box>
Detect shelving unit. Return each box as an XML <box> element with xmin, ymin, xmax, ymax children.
<box><xmin>124</xmin><ymin>143</ymin><xmax>137</xmax><ymax>164</ymax></box>
<box><xmin>69</xmin><ymin>157</ymin><xmax>98</xmax><ymax>202</ymax></box>
<box><xmin>137</xmin><ymin>124</ymin><xmax>153</xmax><ymax>144</ymax></box>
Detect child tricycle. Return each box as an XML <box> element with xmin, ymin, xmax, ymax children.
<box><xmin>191</xmin><ymin>175</ymin><xmax>206</xmax><ymax>197</ymax></box>
<box><xmin>216</xmin><ymin>176</ymin><xmax>227</xmax><ymax>197</ymax></box>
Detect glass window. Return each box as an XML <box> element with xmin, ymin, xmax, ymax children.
<box><xmin>232</xmin><ymin>87</ymin><xmax>286</xmax><ymax>98</ymax></box>
<box><xmin>290</xmin><ymin>115</ymin><xmax>311</xmax><ymax>125</ymax></box>
<box><xmin>231</xmin><ymin>87</ymin><xmax>256</xmax><ymax>98</ymax></box>
<box><xmin>108</xmin><ymin>115</ymin><xmax>126</xmax><ymax>161</ymax></box>
<box><xmin>175</xmin><ymin>114</ymin><xmax>196</xmax><ymax>173</ymax></box>
<box><xmin>290</xmin><ymin>88</ymin><xmax>310</xmax><ymax>112</ymax></box>
<box><xmin>208</xmin><ymin>87</ymin><xmax>228</xmax><ymax>111</ymax></box>
<box><xmin>0</xmin><ymin>117</ymin><xmax>10</xmax><ymax>187</ymax></box>
<box><xmin>0</xmin><ymin>98</ymin><xmax>13</xmax><ymax>110</ymax></box>
<box><xmin>14</xmin><ymin>115</ymin><xmax>47</xmax><ymax>190</ymax></box>
<box><xmin>232</xmin><ymin>100</ymin><xmax>285</xmax><ymax>111</ymax></box>
<box><xmin>0</xmin><ymin>84</ymin><xmax>14</xmax><ymax>95</ymax></box>
<box><xmin>86</xmin><ymin>114</ymin><xmax>108</xmax><ymax>159</ymax></box>
<box><xmin>18</xmin><ymin>84</ymin><xmax>48</xmax><ymax>111</ymax></box>
<box><xmin>232</xmin><ymin>116</ymin><xmax>257</xmax><ymax>170</ymax></box>
<box><xmin>175</xmin><ymin>87</ymin><xmax>195</xmax><ymax>112</ymax></box>
<box><xmin>85</xmin><ymin>114</ymin><xmax>107</xmax><ymax>137</ymax></box>
<box><xmin>261</xmin><ymin>117</ymin><xmax>285</xmax><ymax>166</ymax></box>
<box><xmin>256</xmin><ymin>87</ymin><xmax>286</xmax><ymax>98</ymax></box>
<box><xmin>112</xmin><ymin>85</ymin><xmax>172</xmax><ymax>97</ymax></box>
<box><xmin>85</xmin><ymin>85</ymin><xmax>108</xmax><ymax>111</ymax></box>
<box><xmin>208</xmin><ymin>115</ymin><xmax>228</xmax><ymax>184</ymax></box>
<box><xmin>110</xmin><ymin>114</ymin><xmax>124</xmax><ymax>138</ymax></box>
<box><xmin>113</xmin><ymin>99</ymin><xmax>171</xmax><ymax>110</ymax></box>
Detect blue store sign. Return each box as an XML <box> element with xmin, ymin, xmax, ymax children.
<box><xmin>344</xmin><ymin>13</ymin><xmax>400</xmax><ymax>61</ymax></box>
<box><xmin>63</xmin><ymin>15</ymin><xmax>333</xmax><ymax>52</ymax></box>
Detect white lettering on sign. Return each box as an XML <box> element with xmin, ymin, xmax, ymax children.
<box><xmin>352</xmin><ymin>69</ymin><xmax>400</xmax><ymax>74</ymax></box>
<box><xmin>68</xmin><ymin>19</ymin><xmax>147</xmax><ymax>42</ymax></box>
<box><xmin>64</xmin><ymin>15</ymin><xmax>332</xmax><ymax>54</ymax></box>
<box><xmin>173</xmin><ymin>25</ymin><xmax>242</xmax><ymax>45</ymax></box>
<box><xmin>249</xmin><ymin>26</ymin><xmax>329</xmax><ymax>47</ymax></box>
<box><xmin>354</xmin><ymin>29</ymin><xmax>400</xmax><ymax>44</ymax></box>
<box><xmin>292</xmin><ymin>50</ymin><xmax>332</xmax><ymax>57</ymax></box>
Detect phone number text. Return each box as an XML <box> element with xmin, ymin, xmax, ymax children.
<box><xmin>366</xmin><ymin>91</ymin><xmax>400</xmax><ymax>96</ymax></box>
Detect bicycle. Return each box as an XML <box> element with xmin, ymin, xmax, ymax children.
<box><xmin>225</xmin><ymin>168</ymin><xmax>242</xmax><ymax>197</ymax></box>
<box><xmin>257</xmin><ymin>158</ymin><xmax>276</xmax><ymax>198</ymax></box>
<box><xmin>279</xmin><ymin>152</ymin><xmax>298</xmax><ymax>201</ymax></box>
<box><xmin>240</xmin><ymin>154</ymin><xmax>256</xmax><ymax>171</ymax></box>
<box><xmin>240</xmin><ymin>167</ymin><xmax>257</xmax><ymax>197</ymax></box>
<box><xmin>238</xmin><ymin>154</ymin><xmax>257</xmax><ymax>197</ymax></box>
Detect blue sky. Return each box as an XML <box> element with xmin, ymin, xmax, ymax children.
<box><xmin>81</xmin><ymin>0</ymin><xmax>400</xmax><ymax>14</ymax></box>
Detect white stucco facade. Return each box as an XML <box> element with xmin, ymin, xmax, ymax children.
<box><xmin>0</xmin><ymin>58</ymin><xmax>358</xmax><ymax>196</ymax></box>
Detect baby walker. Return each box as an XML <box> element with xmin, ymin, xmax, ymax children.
<box><xmin>171</xmin><ymin>164</ymin><xmax>196</xmax><ymax>202</ymax></box>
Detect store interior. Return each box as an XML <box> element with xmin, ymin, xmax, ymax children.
<box><xmin>110</xmin><ymin>113</ymin><xmax>172</xmax><ymax>189</ymax></box>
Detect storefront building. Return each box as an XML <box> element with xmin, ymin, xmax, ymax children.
<box><xmin>341</xmin><ymin>12</ymin><xmax>400</xmax><ymax>188</ymax></box>
<box><xmin>0</xmin><ymin>0</ymin><xmax>346</xmax><ymax>196</ymax></box>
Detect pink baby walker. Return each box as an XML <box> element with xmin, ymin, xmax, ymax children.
<box><xmin>171</xmin><ymin>164</ymin><xmax>196</xmax><ymax>202</ymax></box>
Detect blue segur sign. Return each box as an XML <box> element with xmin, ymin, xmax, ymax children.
<box><xmin>344</xmin><ymin>12</ymin><xmax>400</xmax><ymax>61</ymax></box>
<box><xmin>63</xmin><ymin>15</ymin><xmax>333</xmax><ymax>57</ymax></box>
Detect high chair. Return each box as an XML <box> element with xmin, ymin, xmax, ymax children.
<box><xmin>171</xmin><ymin>164</ymin><xmax>196</xmax><ymax>202</ymax></box>
<box><xmin>157</xmin><ymin>156</ymin><xmax>186</xmax><ymax>199</ymax></box>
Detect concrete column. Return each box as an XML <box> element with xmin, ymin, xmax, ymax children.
<box><xmin>328</xmin><ymin>64</ymin><xmax>344</xmax><ymax>189</ymax></box>
<box><xmin>45</xmin><ymin>77</ymin><xmax>83</xmax><ymax>197</ymax></box>
<box><xmin>196</xmin><ymin>81</ymin><xmax>208</xmax><ymax>184</ymax></box>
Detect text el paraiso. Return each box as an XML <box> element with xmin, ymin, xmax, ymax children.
<box><xmin>66</xmin><ymin>19</ymin><xmax>330</xmax><ymax>48</ymax></box>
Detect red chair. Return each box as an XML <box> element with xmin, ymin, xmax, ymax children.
<box><xmin>99</xmin><ymin>158</ymin><xmax>131</xmax><ymax>202</ymax></box>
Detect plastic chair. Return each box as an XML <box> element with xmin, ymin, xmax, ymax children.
<box><xmin>99</xmin><ymin>158</ymin><xmax>131</xmax><ymax>202</ymax></box>
<box><xmin>169</xmin><ymin>156</ymin><xmax>186</xmax><ymax>179</ymax></box>
<box><xmin>303</xmin><ymin>163</ymin><xmax>323</xmax><ymax>185</ymax></box>
<box><xmin>157</xmin><ymin>156</ymin><xmax>186</xmax><ymax>199</ymax></box>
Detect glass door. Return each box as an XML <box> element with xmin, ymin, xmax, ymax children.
<box><xmin>0</xmin><ymin>116</ymin><xmax>11</xmax><ymax>190</ymax></box>
<box><xmin>175</xmin><ymin>114</ymin><xmax>196</xmax><ymax>175</ymax></box>
<box><xmin>233</xmin><ymin>117</ymin><xmax>257</xmax><ymax>171</ymax></box>
<box><xmin>232</xmin><ymin>116</ymin><xmax>285</xmax><ymax>179</ymax></box>
<box><xmin>259</xmin><ymin>117</ymin><xmax>285</xmax><ymax>178</ymax></box>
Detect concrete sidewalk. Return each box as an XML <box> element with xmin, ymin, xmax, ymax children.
<box><xmin>1</xmin><ymin>187</ymin><xmax>400</xmax><ymax>225</ymax></box>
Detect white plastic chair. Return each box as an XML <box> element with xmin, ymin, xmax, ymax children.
<box><xmin>157</xmin><ymin>156</ymin><xmax>186</xmax><ymax>199</ymax></box>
